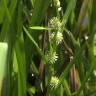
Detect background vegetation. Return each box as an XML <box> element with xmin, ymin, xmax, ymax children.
<box><xmin>0</xmin><ymin>0</ymin><xmax>96</xmax><ymax>96</ymax></box>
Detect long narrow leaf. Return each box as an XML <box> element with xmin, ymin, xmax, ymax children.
<box><xmin>0</xmin><ymin>42</ymin><xmax>8</xmax><ymax>95</ymax></box>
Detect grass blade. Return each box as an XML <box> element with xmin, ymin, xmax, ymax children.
<box><xmin>0</xmin><ymin>42</ymin><xmax>8</xmax><ymax>95</ymax></box>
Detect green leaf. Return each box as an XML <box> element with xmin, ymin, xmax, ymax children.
<box><xmin>62</xmin><ymin>0</ymin><xmax>76</xmax><ymax>26</ymax></box>
<box><xmin>0</xmin><ymin>42</ymin><xmax>8</xmax><ymax>95</ymax></box>
<box><xmin>63</xmin><ymin>79</ymin><xmax>71</xmax><ymax>96</ymax></box>
<box><xmin>30</xmin><ymin>26</ymin><xmax>51</xmax><ymax>30</ymax></box>
<box><xmin>0</xmin><ymin>0</ymin><xmax>5</xmax><ymax>23</ymax></box>
<box><xmin>15</xmin><ymin>34</ymin><xmax>26</xmax><ymax>96</ymax></box>
<box><xmin>23</xmin><ymin>26</ymin><xmax>46</xmax><ymax>63</ymax></box>
<box><xmin>3</xmin><ymin>0</ymin><xmax>11</xmax><ymax>22</ymax></box>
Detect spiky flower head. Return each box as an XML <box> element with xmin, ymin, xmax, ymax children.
<box><xmin>50</xmin><ymin>76</ymin><xmax>59</xmax><ymax>88</ymax></box>
<box><xmin>45</xmin><ymin>51</ymin><xmax>58</xmax><ymax>64</ymax></box>
<box><xmin>49</xmin><ymin>17</ymin><xmax>61</xmax><ymax>30</ymax></box>
<box><xmin>56</xmin><ymin>31</ymin><xmax>63</xmax><ymax>44</ymax></box>
<box><xmin>49</xmin><ymin>31</ymin><xmax>63</xmax><ymax>44</ymax></box>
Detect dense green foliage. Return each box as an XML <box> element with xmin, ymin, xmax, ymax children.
<box><xmin>0</xmin><ymin>0</ymin><xmax>96</xmax><ymax>96</ymax></box>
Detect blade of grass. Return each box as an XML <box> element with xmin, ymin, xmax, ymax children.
<box><xmin>23</xmin><ymin>26</ymin><xmax>47</xmax><ymax>63</ymax></box>
<box><xmin>63</xmin><ymin>79</ymin><xmax>71</xmax><ymax>96</ymax></box>
<box><xmin>0</xmin><ymin>0</ymin><xmax>17</xmax><ymax>41</ymax></box>
<box><xmin>0</xmin><ymin>42</ymin><xmax>8</xmax><ymax>96</ymax></box>
<box><xmin>30</xmin><ymin>0</ymin><xmax>51</xmax><ymax>25</ymax></box>
<box><xmin>15</xmin><ymin>2</ymin><xmax>27</xmax><ymax>96</ymax></box>
<box><xmin>30</xmin><ymin>26</ymin><xmax>51</xmax><ymax>30</ymax></box>
<box><xmin>15</xmin><ymin>34</ymin><xmax>26</xmax><ymax>96</ymax></box>
<box><xmin>74</xmin><ymin>0</ymin><xmax>90</xmax><ymax>38</ymax></box>
<box><xmin>3</xmin><ymin>0</ymin><xmax>11</xmax><ymax>22</ymax></box>
<box><xmin>62</xmin><ymin>0</ymin><xmax>76</xmax><ymax>26</ymax></box>
<box><xmin>0</xmin><ymin>0</ymin><xmax>5</xmax><ymax>23</ymax></box>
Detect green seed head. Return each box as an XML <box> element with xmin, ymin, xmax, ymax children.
<box><xmin>45</xmin><ymin>51</ymin><xmax>58</xmax><ymax>64</ymax></box>
<box><xmin>50</xmin><ymin>76</ymin><xmax>59</xmax><ymax>88</ymax></box>
<box><xmin>49</xmin><ymin>17</ymin><xmax>61</xmax><ymax>30</ymax></box>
